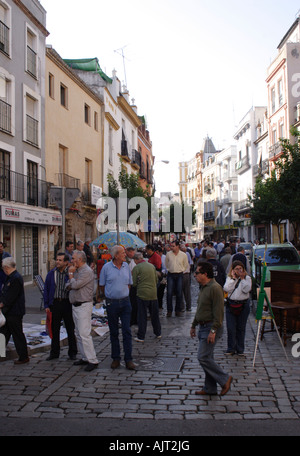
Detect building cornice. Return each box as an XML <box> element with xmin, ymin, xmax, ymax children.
<box><xmin>266</xmin><ymin>58</ymin><xmax>286</xmax><ymax>83</ymax></box>
<box><xmin>13</xmin><ymin>0</ymin><xmax>49</xmax><ymax>36</ymax></box>
<box><xmin>117</xmin><ymin>96</ymin><xmax>142</xmax><ymax>128</ymax></box>
<box><xmin>105</xmin><ymin>112</ymin><xmax>120</xmax><ymax>130</ymax></box>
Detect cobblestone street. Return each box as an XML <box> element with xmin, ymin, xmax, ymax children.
<box><xmin>1</xmin><ymin>277</ymin><xmax>300</xmax><ymax>432</ymax></box>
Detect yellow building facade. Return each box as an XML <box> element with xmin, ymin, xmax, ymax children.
<box><xmin>45</xmin><ymin>47</ymin><xmax>104</xmax><ymax>258</ymax></box>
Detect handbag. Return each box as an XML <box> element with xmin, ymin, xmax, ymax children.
<box><xmin>227</xmin><ymin>298</ymin><xmax>247</xmax><ymax>316</ymax></box>
<box><xmin>225</xmin><ymin>279</ymin><xmax>246</xmax><ymax>316</ymax></box>
<box><xmin>0</xmin><ymin>310</ymin><xmax>6</xmax><ymax>328</ymax></box>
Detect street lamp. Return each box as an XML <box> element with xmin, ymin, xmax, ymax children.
<box><xmin>155</xmin><ymin>160</ymin><xmax>169</xmax><ymax>165</ymax></box>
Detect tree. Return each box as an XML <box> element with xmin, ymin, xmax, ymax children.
<box><xmin>249</xmin><ymin>128</ymin><xmax>300</xmax><ymax>243</ymax></box>
<box><xmin>250</xmin><ymin>174</ymin><xmax>286</xmax><ymax>241</ymax></box>
<box><xmin>106</xmin><ymin>167</ymin><xmax>151</xmax><ymax>199</ymax></box>
<box><xmin>275</xmin><ymin>128</ymin><xmax>300</xmax><ymax>242</ymax></box>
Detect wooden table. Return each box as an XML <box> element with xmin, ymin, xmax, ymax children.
<box><xmin>270</xmin><ymin>301</ymin><xmax>300</xmax><ymax>346</ymax></box>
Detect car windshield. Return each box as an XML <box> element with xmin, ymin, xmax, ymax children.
<box><xmin>254</xmin><ymin>247</ymin><xmax>300</xmax><ymax>265</ymax></box>
<box><xmin>241</xmin><ymin>243</ymin><xmax>252</xmax><ymax>250</ymax></box>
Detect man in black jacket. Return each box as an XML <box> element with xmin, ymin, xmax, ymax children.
<box><xmin>206</xmin><ymin>248</ymin><xmax>226</xmax><ymax>287</ymax></box>
<box><xmin>0</xmin><ymin>257</ymin><xmax>29</xmax><ymax>364</ymax></box>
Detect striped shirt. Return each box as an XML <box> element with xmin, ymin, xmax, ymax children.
<box><xmin>54</xmin><ymin>268</ymin><xmax>68</xmax><ymax>300</ymax></box>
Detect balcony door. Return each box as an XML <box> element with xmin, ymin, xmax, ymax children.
<box><xmin>0</xmin><ymin>149</ymin><xmax>10</xmax><ymax>200</ymax></box>
<box><xmin>27</xmin><ymin>160</ymin><xmax>38</xmax><ymax>206</ymax></box>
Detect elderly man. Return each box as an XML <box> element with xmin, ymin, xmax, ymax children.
<box><xmin>67</xmin><ymin>250</ymin><xmax>98</xmax><ymax>372</ymax></box>
<box><xmin>190</xmin><ymin>262</ymin><xmax>232</xmax><ymax>396</ymax></box>
<box><xmin>44</xmin><ymin>253</ymin><xmax>77</xmax><ymax>361</ymax></box>
<box><xmin>0</xmin><ymin>257</ymin><xmax>29</xmax><ymax>364</ymax></box>
<box><xmin>132</xmin><ymin>252</ymin><xmax>161</xmax><ymax>342</ymax></box>
<box><xmin>99</xmin><ymin>245</ymin><xmax>135</xmax><ymax>370</ymax></box>
<box><xmin>165</xmin><ymin>240</ymin><xmax>189</xmax><ymax>317</ymax></box>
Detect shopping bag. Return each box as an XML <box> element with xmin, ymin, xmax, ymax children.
<box><xmin>46</xmin><ymin>311</ymin><xmax>53</xmax><ymax>339</ymax></box>
<box><xmin>0</xmin><ymin>310</ymin><xmax>6</xmax><ymax>328</ymax></box>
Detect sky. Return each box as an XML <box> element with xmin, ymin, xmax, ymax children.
<box><xmin>41</xmin><ymin>0</ymin><xmax>300</xmax><ymax>195</ymax></box>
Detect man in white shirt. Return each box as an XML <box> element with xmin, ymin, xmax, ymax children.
<box><xmin>165</xmin><ymin>241</ymin><xmax>189</xmax><ymax>317</ymax></box>
<box><xmin>179</xmin><ymin>244</ymin><xmax>192</xmax><ymax>312</ymax></box>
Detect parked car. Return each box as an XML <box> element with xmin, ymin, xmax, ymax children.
<box><xmin>251</xmin><ymin>243</ymin><xmax>300</xmax><ymax>289</ymax></box>
<box><xmin>239</xmin><ymin>242</ymin><xmax>253</xmax><ymax>260</ymax></box>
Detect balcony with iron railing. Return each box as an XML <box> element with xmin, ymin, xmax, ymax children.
<box><xmin>253</xmin><ymin>159</ymin><xmax>270</xmax><ymax>178</ymax></box>
<box><xmin>204</xmin><ymin>211</ymin><xmax>214</xmax><ymax>221</ymax></box>
<box><xmin>26</xmin><ymin>114</ymin><xmax>39</xmax><ymax>147</ymax></box>
<box><xmin>27</xmin><ymin>45</ymin><xmax>37</xmax><ymax>78</ymax></box>
<box><xmin>140</xmin><ymin>160</ymin><xmax>146</xmax><ymax>180</ymax></box>
<box><xmin>56</xmin><ymin>173</ymin><xmax>80</xmax><ymax>189</ymax></box>
<box><xmin>234</xmin><ymin>199</ymin><xmax>251</xmax><ymax>214</ymax></box>
<box><xmin>0</xmin><ymin>99</ymin><xmax>11</xmax><ymax>134</ymax></box>
<box><xmin>121</xmin><ymin>139</ymin><xmax>131</xmax><ymax>162</ymax></box>
<box><xmin>0</xmin><ymin>20</ymin><xmax>9</xmax><ymax>56</ymax></box>
<box><xmin>0</xmin><ymin>166</ymin><xmax>52</xmax><ymax>208</ymax></box>
<box><xmin>131</xmin><ymin>149</ymin><xmax>141</xmax><ymax>169</ymax></box>
<box><xmin>235</xmin><ymin>154</ymin><xmax>250</xmax><ymax>174</ymax></box>
<box><xmin>269</xmin><ymin>142</ymin><xmax>283</xmax><ymax>161</ymax></box>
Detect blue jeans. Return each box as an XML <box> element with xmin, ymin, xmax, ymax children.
<box><xmin>225</xmin><ymin>299</ymin><xmax>250</xmax><ymax>354</ymax></box>
<box><xmin>106</xmin><ymin>297</ymin><xmax>132</xmax><ymax>362</ymax></box>
<box><xmin>137</xmin><ymin>298</ymin><xmax>161</xmax><ymax>340</ymax></box>
<box><xmin>197</xmin><ymin>323</ymin><xmax>229</xmax><ymax>394</ymax></box>
<box><xmin>167</xmin><ymin>273</ymin><xmax>183</xmax><ymax>313</ymax></box>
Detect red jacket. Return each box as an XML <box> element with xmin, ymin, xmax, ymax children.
<box><xmin>148</xmin><ymin>252</ymin><xmax>162</xmax><ymax>271</ymax></box>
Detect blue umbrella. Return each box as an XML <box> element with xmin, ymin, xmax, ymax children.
<box><xmin>91</xmin><ymin>231</ymin><xmax>146</xmax><ymax>249</ymax></box>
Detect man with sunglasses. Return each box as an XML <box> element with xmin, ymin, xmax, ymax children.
<box><xmin>190</xmin><ymin>262</ymin><xmax>232</xmax><ymax>396</ymax></box>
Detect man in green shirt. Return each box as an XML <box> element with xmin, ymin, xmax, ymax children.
<box><xmin>132</xmin><ymin>252</ymin><xmax>161</xmax><ymax>342</ymax></box>
<box><xmin>190</xmin><ymin>262</ymin><xmax>232</xmax><ymax>396</ymax></box>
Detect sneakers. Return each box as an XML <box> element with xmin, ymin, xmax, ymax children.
<box><xmin>134</xmin><ymin>337</ymin><xmax>144</xmax><ymax>343</ymax></box>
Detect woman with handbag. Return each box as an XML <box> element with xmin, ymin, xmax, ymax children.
<box><xmin>223</xmin><ymin>260</ymin><xmax>252</xmax><ymax>356</ymax></box>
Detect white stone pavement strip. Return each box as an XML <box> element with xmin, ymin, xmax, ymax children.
<box><xmin>1</xmin><ymin>278</ymin><xmax>300</xmax><ymax>420</ymax></box>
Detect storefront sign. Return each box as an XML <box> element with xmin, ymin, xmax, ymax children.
<box><xmin>91</xmin><ymin>185</ymin><xmax>102</xmax><ymax>206</ymax></box>
<box><xmin>1</xmin><ymin>205</ymin><xmax>62</xmax><ymax>226</ymax></box>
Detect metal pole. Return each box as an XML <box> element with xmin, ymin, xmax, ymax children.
<box><xmin>116</xmin><ymin>197</ymin><xmax>120</xmax><ymax>245</ymax></box>
<box><xmin>62</xmin><ymin>187</ymin><xmax>66</xmax><ymax>252</ymax></box>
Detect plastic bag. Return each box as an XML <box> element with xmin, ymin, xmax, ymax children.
<box><xmin>0</xmin><ymin>310</ymin><xmax>6</xmax><ymax>328</ymax></box>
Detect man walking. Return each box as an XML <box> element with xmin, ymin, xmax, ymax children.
<box><xmin>132</xmin><ymin>252</ymin><xmax>161</xmax><ymax>342</ymax></box>
<box><xmin>99</xmin><ymin>245</ymin><xmax>136</xmax><ymax>370</ymax></box>
<box><xmin>44</xmin><ymin>253</ymin><xmax>77</xmax><ymax>361</ymax></box>
<box><xmin>165</xmin><ymin>240</ymin><xmax>189</xmax><ymax>317</ymax></box>
<box><xmin>180</xmin><ymin>244</ymin><xmax>192</xmax><ymax>311</ymax></box>
<box><xmin>190</xmin><ymin>262</ymin><xmax>232</xmax><ymax>396</ymax></box>
<box><xmin>0</xmin><ymin>257</ymin><xmax>29</xmax><ymax>364</ymax></box>
<box><xmin>67</xmin><ymin>250</ymin><xmax>98</xmax><ymax>372</ymax></box>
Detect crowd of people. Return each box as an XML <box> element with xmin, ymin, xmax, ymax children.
<box><xmin>0</xmin><ymin>236</ymin><xmax>255</xmax><ymax>396</ymax></box>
